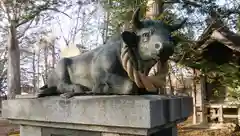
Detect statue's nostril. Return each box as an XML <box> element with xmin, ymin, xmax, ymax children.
<box><xmin>155</xmin><ymin>43</ymin><xmax>161</xmax><ymax>49</ymax></box>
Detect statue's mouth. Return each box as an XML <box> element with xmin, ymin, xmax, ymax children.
<box><xmin>157</xmin><ymin>54</ymin><xmax>169</xmax><ymax>64</ymax></box>
<box><xmin>154</xmin><ymin>55</ymin><xmax>160</xmax><ymax>60</ymax></box>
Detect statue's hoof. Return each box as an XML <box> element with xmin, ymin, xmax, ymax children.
<box><xmin>60</xmin><ymin>93</ymin><xmax>74</xmax><ymax>99</ymax></box>
<box><xmin>35</xmin><ymin>93</ymin><xmax>43</xmax><ymax>98</ymax></box>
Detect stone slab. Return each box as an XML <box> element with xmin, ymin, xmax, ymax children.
<box><xmin>180</xmin><ymin>96</ymin><xmax>193</xmax><ymax>119</ymax></box>
<box><xmin>2</xmin><ymin>95</ymin><xmax>192</xmax><ymax>134</ymax></box>
<box><xmin>20</xmin><ymin>125</ymin><xmax>41</xmax><ymax>136</ymax></box>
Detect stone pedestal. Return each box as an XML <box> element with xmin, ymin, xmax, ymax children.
<box><xmin>2</xmin><ymin>95</ymin><xmax>193</xmax><ymax>136</ymax></box>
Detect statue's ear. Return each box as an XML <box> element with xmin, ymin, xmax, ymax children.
<box><xmin>121</xmin><ymin>31</ymin><xmax>139</xmax><ymax>48</ymax></box>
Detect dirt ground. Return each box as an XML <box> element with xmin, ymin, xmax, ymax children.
<box><xmin>178</xmin><ymin>126</ymin><xmax>240</xmax><ymax>136</ymax></box>
<box><xmin>0</xmin><ymin>119</ymin><xmax>19</xmax><ymax>136</ymax></box>
<box><xmin>1</xmin><ymin>117</ymin><xmax>240</xmax><ymax>136</ymax></box>
<box><xmin>178</xmin><ymin>127</ymin><xmax>240</xmax><ymax>136</ymax></box>
<box><xmin>178</xmin><ymin>116</ymin><xmax>240</xmax><ymax>136</ymax></box>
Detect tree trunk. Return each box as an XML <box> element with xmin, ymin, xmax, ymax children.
<box><xmin>7</xmin><ymin>22</ymin><xmax>21</xmax><ymax>99</ymax></box>
<box><xmin>103</xmin><ymin>0</ymin><xmax>111</xmax><ymax>44</ymax></box>
<box><xmin>37</xmin><ymin>53</ymin><xmax>40</xmax><ymax>88</ymax></box>
<box><xmin>180</xmin><ymin>68</ymin><xmax>185</xmax><ymax>89</ymax></box>
<box><xmin>146</xmin><ymin>0</ymin><xmax>164</xmax><ymax>19</ymax></box>
<box><xmin>199</xmin><ymin>74</ymin><xmax>207</xmax><ymax>124</ymax></box>
<box><xmin>192</xmin><ymin>68</ymin><xmax>197</xmax><ymax>124</ymax></box>
<box><xmin>44</xmin><ymin>47</ymin><xmax>48</xmax><ymax>81</ymax></box>
<box><xmin>51</xmin><ymin>44</ymin><xmax>55</xmax><ymax>69</ymax></box>
<box><xmin>32</xmin><ymin>51</ymin><xmax>36</xmax><ymax>93</ymax></box>
<box><xmin>168</xmin><ymin>72</ymin><xmax>173</xmax><ymax>94</ymax></box>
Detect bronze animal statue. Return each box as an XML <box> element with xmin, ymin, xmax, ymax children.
<box><xmin>37</xmin><ymin>7</ymin><xmax>186</xmax><ymax>98</ymax></box>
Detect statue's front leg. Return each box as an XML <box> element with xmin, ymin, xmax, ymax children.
<box><xmin>36</xmin><ymin>86</ymin><xmax>59</xmax><ymax>98</ymax></box>
<box><xmin>57</xmin><ymin>82</ymin><xmax>86</xmax><ymax>98</ymax></box>
<box><xmin>101</xmin><ymin>73</ymin><xmax>159</xmax><ymax>95</ymax></box>
<box><xmin>89</xmin><ymin>80</ymin><xmax>110</xmax><ymax>95</ymax></box>
<box><xmin>91</xmin><ymin>73</ymin><xmax>136</xmax><ymax>95</ymax></box>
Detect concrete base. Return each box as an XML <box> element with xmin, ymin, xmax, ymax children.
<box><xmin>2</xmin><ymin>95</ymin><xmax>193</xmax><ymax>136</ymax></box>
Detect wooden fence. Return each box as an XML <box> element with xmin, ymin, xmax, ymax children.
<box><xmin>196</xmin><ymin>103</ymin><xmax>240</xmax><ymax>124</ymax></box>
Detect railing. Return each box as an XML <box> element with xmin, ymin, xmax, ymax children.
<box><xmin>196</xmin><ymin>102</ymin><xmax>240</xmax><ymax>124</ymax></box>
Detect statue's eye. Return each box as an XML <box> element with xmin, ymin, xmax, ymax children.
<box><xmin>142</xmin><ymin>32</ymin><xmax>150</xmax><ymax>37</ymax></box>
<box><xmin>142</xmin><ymin>33</ymin><xmax>149</xmax><ymax>42</ymax></box>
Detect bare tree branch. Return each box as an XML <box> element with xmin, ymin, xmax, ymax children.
<box><xmin>0</xmin><ymin>1</ymin><xmax>11</xmax><ymax>21</ymax></box>
<box><xmin>56</xmin><ymin>17</ymin><xmax>70</xmax><ymax>46</ymax></box>
<box><xmin>163</xmin><ymin>0</ymin><xmax>201</xmax><ymax>7</ymax></box>
<box><xmin>16</xmin><ymin>7</ymin><xmax>71</xmax><ymax>28</ymax></box>
<box><xmin>164</xmin><ymin>0</ymin><xmax>240</xmax><ymax>18</ymax></box>
<box><xmin>73</xmin><ymin>7</ymin><xmax>98</xmax><ymax>41</ymax></box>
<box><xmin>17</xmin><ymin>19</ymin><xmax>34</xmax><ymax>39</ymax></box>
<box><xmin>70</xmin><ymin>6</ymin><xmax>82</xmax><ymax>44</ymax></box>
<box><xmin>0</xmin><ymin>1</ymin><xmax>7</xmax><ymax>13</ymax></box>
<box><xmin>47</xmin><ymin>8</ymin><xmax>72</xmax><ymax>18</ymax></box>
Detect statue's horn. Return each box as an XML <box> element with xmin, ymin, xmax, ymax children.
<box><xmin>168</xmin><ymin>18</ymin><xmax>187</xmax><ymax>32</ymax></box>
<box><xmin>132</xmin><ymin>7</ymin><xmax>143</xmax><ymax>29</ymax></box>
